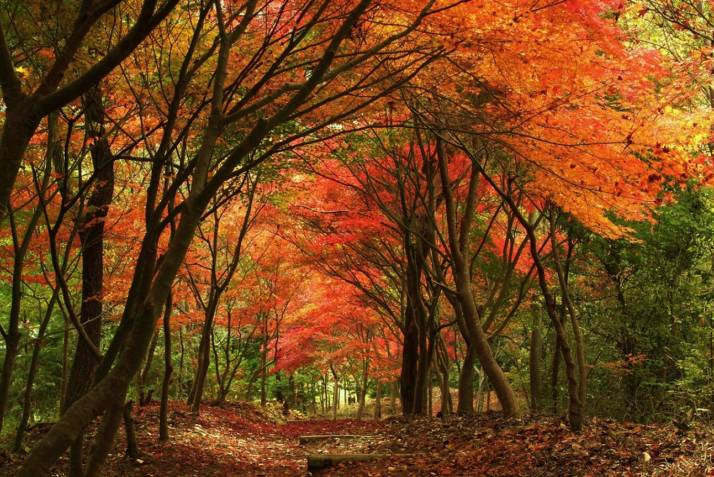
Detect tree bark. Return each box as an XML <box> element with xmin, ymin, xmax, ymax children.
<box><xmin>457</xmin><ymin>344</ymin><xmax>476</xmax><ymax>415</ymax></box>
<box><xmin>356</xmin><ymin>358</ymin><xmax>369</xmax><ymax>419</ymax></box>
<box><xmin>189</xmin><ymin>303</ymin><xmax>216</xmax><ymax>414</ymax></box>
<box><xmin>63</xmin><ymin>84</ymin><xmax>115</xmax><ymax>475</ymax></box>
<box><xmin>529</xmin><ymin>326</ymin><xmax>543</xmax><ymax>412</ymax></box>
<box><xmin>123</xmin><ymin>401</ymin><xmax>139</xmax><ymax>459</ymax></box>
<box><xmin>159</xmin><ymin>293</ymin><xmax>173</xmax><ymax>441</ymax></box>
<box><xmin>436</xmin><ymin>141</ymin><xmax>518</xmax><ymax>417</ymax></box>
<box><xmin>139</xmin><ymin>330</ymin><xmax>159</xmax><ymax>405</ymax></box>
<box><xmin>374</xmin><ymin>381</ymin><xmax>381</xmax><ymax>419</ymax></box>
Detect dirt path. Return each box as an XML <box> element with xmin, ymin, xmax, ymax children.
<box><xmin>3</xmin><ymin>403</ymin><xmax>713</xmax><ymax>476</ymax></box>
<box><xmin>99</xmin><ymin>405</ymin><xmax>385</xmax><ymax>477</ymax></box>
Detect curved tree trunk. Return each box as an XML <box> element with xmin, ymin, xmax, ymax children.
<box><xmin>436</xmin><ymin>141</ymin><xmax>518</xmax><ymax>417</ymax></box>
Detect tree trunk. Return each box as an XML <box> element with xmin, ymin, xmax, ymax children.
<box><xmin>458</xmin><ymin>285</ymin><xmax>518</xmax><ymax>416</ymax></box>
<box><xmin>551</xmin><ymin>332</ymin><xmax>560</xmax><ymax>414</ymax></box>
<box><xmin>139</xmin><ymin>330</ymin><xmax>159</xmax><ymax>406</ymax></box>
<box><xmin>400</xmin><ymin>314</ymin><xmax>419</xmax><ymax>416</ymax></box>
<box><xmin>14</xmin><ymin>293</ymin><xmax>58</xmax><ymax>451</ymax></box>
<box><xmin>374</xmin><ymin>381</ymin><xmax>381</xmax><ymax>419</ymax></box>
<box><xmin>189</xmin><ymin>328</ymin><xmax>209</xmax><ymax>412</ymax></box>
<box><xmin>356</xmin><ymin>358</ymin><xmax>369</xmax><ymax>419</ymax></box>
<box><xmin>0</xmin><ymin>331</ymin><xmax>20</xmax><ymax>434</ymax></box>
<box><xmin>0</xmin><ymin>108</ymin><xmax>40</xmax><ymax>222</ymax></box>
<box><xmin>529</xmin><ymin>326</ymin><xmax>543</xmax><ymax>412</ymax></box>
<box><xmin>159</xmin><ymin>294</ymin><xmax>173</xmax><ymax>441</ymax></box>
<box><xmin>436</xmin><ymin>144</ymin><xmax>518</xmax><ymax>417</ymax></box>
<box><xmin>331</xmin><ymin>366</ymin><xmax>339</xmax><ymax>420</ymax></box>
<box><xmin>436</xmin><ymin>337</ymin><xmax>452</xmax><ymax>416</ymax></box>
<box><xmin>123</xmin><ymin>401</ymin><xmax>139</xmax><ymax>459</ymax></box>
<box><xmin>427</xmin><ymin>370</ymin><xmax>433</xmax><ymax>416</ymax></box>
<box><xmin>457</xmin><ymin>344</ymin><xmax>476</xmax><ymax>415</ymax></box>
<box><xmin>260</xmin><ymin>320</ymin><xmax>269</xmax><ymax>407</ymax></box>
<box><xmin>19</xmin><ymin>184</ymin><xmax>209</xmax><ymax>475</ymax></box>
<box><xmin>178</xmin><ymin>326</ymin><xmax>185</xmax><ymax>399</ymax></box>
<box><xmin>64</xmin><ymin>84</ymin><xmax>115</xmax><ymax>475</ymax></box>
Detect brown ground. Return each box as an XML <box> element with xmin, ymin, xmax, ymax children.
<box><xmin>2</xmin><ymin>402</ymin><xmax>712</xmax><ymax>476</ymax></box>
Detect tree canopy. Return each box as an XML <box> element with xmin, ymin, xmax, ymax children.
<box><xmin>0</xmin><ymin>0</ymin><xmax>713</xmax><ymax>475</ymax></box>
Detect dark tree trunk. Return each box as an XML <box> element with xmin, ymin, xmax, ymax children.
<box><xmin>530</xmin><ymin>327</ymin><xmax>543</xmax><ymax>412</ymax></box>
<box><xmin>63</xmin><ymin>84</ymin><xmax>115</xmax><ymax>476</ymax></box>
<box><xmin>123</xmin><ymin>401</ymin><xmax>139</xmax><ymax>459</ymax></box>
<box><xmin>400</xmin><ymin>314</ymin><xmax>419</xmax><ymax>416</ymax></box>
<box><xmin>457</xmin><ymin>344</ymin><xmax>476</xmax><ymax>415</ymax></box>
<box><xmin>551</xmin><ymin>332</ymin><xmax>561</xmax><ymax>414</ymax></box>
<box><xmin>190</xmin><ymin>305</ymin><xmax>215</xmax><ymax>414</ymax></box>
<box><xmin>139</xmin><ymin>330</ymin><xmax>159</xmax><ymax>405</ymax></box>
<box><xmin>436</xmin><ymin>142</ymin><xmax>518</xmax><ymax>417</ymax></box>
<box><xmin>436</xmin><ymin>338</ymin><xmax>453</xmax><ymax>417</ymax></box>
<box><xmin>0</xmin><ymin>107</ymin><xmax>41</xmax><ymax>222</ymax></box>
<box><xmin>0</xmin><ymin>330</ymin><xmax>21</xmax><ymax>434</ymax></box>
<box><xmin>159</xmin><ymin>293</ymin><xmax>173</xmax><ymax>441</ymax></box>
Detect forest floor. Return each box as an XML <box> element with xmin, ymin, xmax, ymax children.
<box><xmin>2</xmin><ymin>401</ymin><xmax>713</xmax><ymax>476</ymax></box>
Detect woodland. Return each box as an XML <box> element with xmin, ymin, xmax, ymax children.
<box><xmin>0</xmin><ymin>0</ymin><xmax>713</xmax><ymax>476</ymax></box>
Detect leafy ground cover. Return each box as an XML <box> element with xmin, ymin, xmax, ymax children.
<box><xmin>2</xmin><ymin>402</ymin><xmax>712</xmax><ymax>476</ymax></box>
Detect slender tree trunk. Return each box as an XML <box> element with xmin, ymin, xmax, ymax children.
<box><xmin>14</xmin><ymin>293</ymin><xmax>58</xmax><ymax>451</ymax></box>
<box><xmin>139</xmin><ymin>330</ymin><xmax>159</xmax><ymax>405</ymax></box>
<box><xmin>436</xmin><ymin>339</ymin><xmax>452</xmax><ymax>416</ymax></box>
<box><xmin>473</xmin><ymin>160</ymin><xmax>584</xmax><ymax>429</ymax></box>
<box><xmin>551</xmin><ymin>333</ymin><xmax>561</xmax><ymax>414</ymax></box>
<box><xmin>123</xmin><ymin>401</ymin><xmax>139</xmax><ymax>459</ymax></box>
<box><xmin>192</xmin><ymin>324</ymin><xmax>213</xmax><ymax>413</ymax></box>
<box><xmin>60</xmin><ymin>315</ymin><xmax>69</xmax><ymax>414</ymax></box>
<box><xmin>260</xmin><ymin>330</ymin><xmax>268</xmax><ymax>406</ymax></box>
<box><xmin>84</xmin><ymin>402</ymin><xmax>124</xmax><ymax>477</ymax></box>
<box><xmin>400</xmin><ymin>307</ymin><xmax>419</xmax><ymax>415</ymax></box>
<box><xmin>550</xmin><ymin>227</ymin><xmax>587</xmax><ymax>423</ymax></box>
<box><xmin>374</xmin><ymin>381</ymin><xmax>381</xmax><ymax>419</ymax></box>
<box><xmin>457</xmin><ymin>344</ymin><xmax>476</xmax><ymax>415</ymax></box>
<box><xmin>178</xmin><ymin>326</ymin><xmax>185</xmax><ymax>399</ymax></box>
<box><xmin>331</xmin><ymin>365</ymin><xmax>339</xmax><ymax>420</ymax></box>
<box><xmin>0</xmin><ymin>330</ymin><xmax>20</xmax><ymax>433</ymax></box>
<box><xmin>529</xmin><ymin>327</ymin><xmax>543</xmax><ymax>412</ymax></box>
<box><xmin>458</xmin><ymin>286</ymin><xmax>518</xmax><ymax>416</ymax></box>
<box><xmin>476</xmin><ymin>368</ymin><xmax>485</xmax><ymax>413</ymax></box>
<box><xmin>356</xmin><ymin>358</ymin><xmax>369</xmax><ymax>419</ymax></box>
<box><xmin>436</xmin><ymin>143</ymin><xmax>518</xmax><ymax>417</ymax></box>
<box><xmin>159</xmin><ymin>293</ymin><xmax>173</xmax><ymax>441</ymax></box>
<box><xmin>427</xmin><ymin>370</ymin><xmax>433</xmax><ymax>416</ymax></box>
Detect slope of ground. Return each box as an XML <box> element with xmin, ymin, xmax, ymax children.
<box><xmin>318</xmin><ymin>414</ymin><xmax>714</xmax><ymax>477</ymax></box>
<box><xmin>2</xmin><ymin>403</ymin><xmax>712</xmax><ymax>476</ymax></box>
